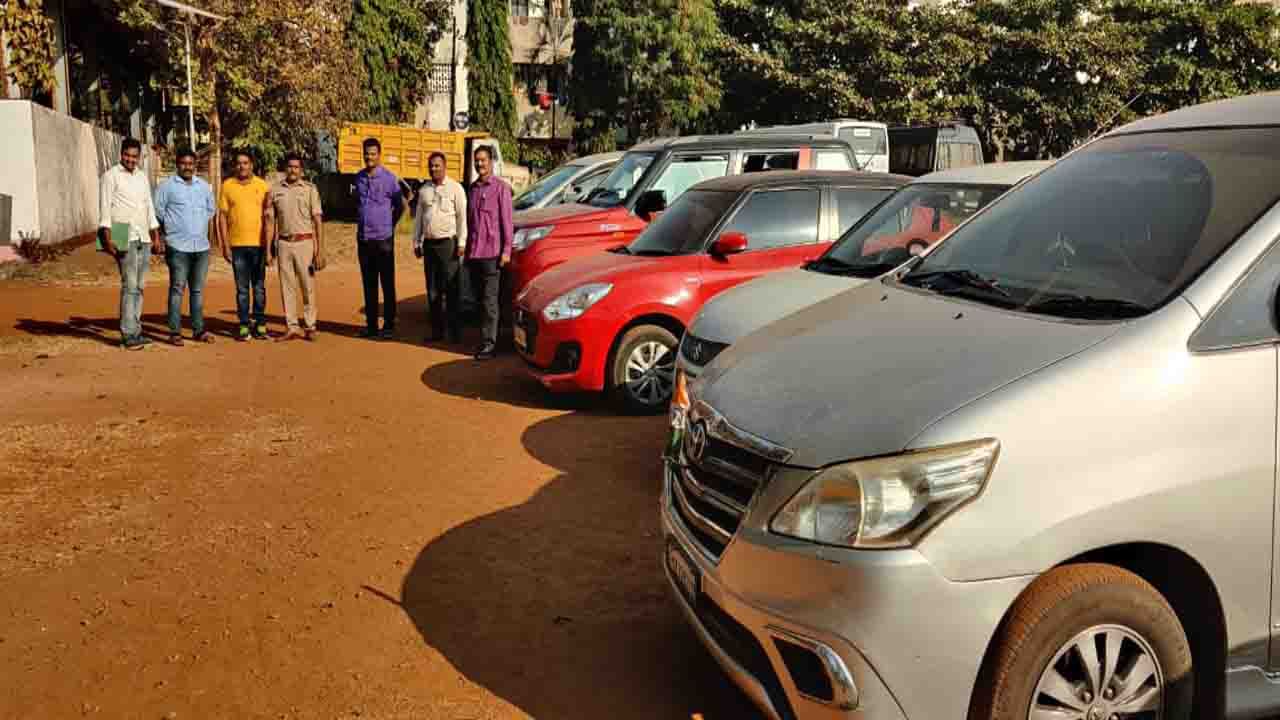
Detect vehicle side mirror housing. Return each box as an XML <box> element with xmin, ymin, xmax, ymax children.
<box><xmin>635</xmin><ymin>190</ymin><xmax>667</xmax><ymax>219</ymax></box>
<box><xmin>711</xmin><ymin>232</ymin><xmax>749</xmax><ymax>256</ymax></box>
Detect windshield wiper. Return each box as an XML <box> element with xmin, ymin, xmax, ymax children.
<box><xmin>1024</xmin><ymin>294</ymin><xmax>1150</xmax><ymax>319</ymax></box>
<box><xmin>807</xmin><ymin>256</ymin><xmax>900</xmax><ymax>278</ymax></box>
<box><xmin>903</xmin><ymin>269</ymin><xmax>1012</xmax><ymax>298</ymax></box>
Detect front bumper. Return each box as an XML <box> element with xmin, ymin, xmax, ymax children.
<box><xmin>514</xmin><ymin>303</ymin><xmax>612</xmax><ymax>393</ymax></box>
<box><xmin>661</xmin><ymin>461</ymin><xmax>1035</xmax><ymax>720</ymax></box>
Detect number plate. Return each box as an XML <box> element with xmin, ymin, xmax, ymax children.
<box><xmin>513</xmin><ymin>324</ymin><xmax>528</xmax><ymax>352</ymax></box>
<box><xmin>666</xmin><ymin>540</ymin><xmax>699</xmax><ymax>605</ymax></box>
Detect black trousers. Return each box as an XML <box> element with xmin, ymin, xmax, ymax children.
<box><xmin>423</xmin><ymin>237</ymin><xmax>461</xmax><ymax>338</ymax></box>
<box><xmin>468</xmin><ymin>257</ymin><xmax>501</xmax><ymax>345</ymax></box>
<box><xmin>358</xmin><ymin>239</ymin><xmax>396</xmax><ymax>331</ymax></box>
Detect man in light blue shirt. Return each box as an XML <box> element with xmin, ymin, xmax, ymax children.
<box><xmin>154</xmin><ymin>148</ymin><xmax>217</xmax><ymax>345</ymax></box>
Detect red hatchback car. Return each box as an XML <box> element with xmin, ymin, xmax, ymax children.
<box><xmin>513</xmin><ymin>171</ymin><xmax>910</xmax><ymax>412</ymax></box>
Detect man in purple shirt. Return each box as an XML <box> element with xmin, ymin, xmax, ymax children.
<box><xmin>354</xmin><ymin>138</ymin><xmax>406</xmax><ymax>339</ymax></box>
<box><xmin>465</xmin><ymin>145</ymin><xmax>513</xmax><ymax>360</ymax></box>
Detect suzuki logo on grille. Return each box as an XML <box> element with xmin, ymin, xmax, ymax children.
<box><xmin>685</xmin><ymin>421</ymin><xmax>707</xmax><ymax>464</ymax></box>
<box><xmin>687</xmin><ymin>340</ymin><xmax>703</xmax><ymax>364</ymax></box>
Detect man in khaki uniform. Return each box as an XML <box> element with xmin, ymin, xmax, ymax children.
<box><xmin>267</xmin><ymin>152</ymin><xmax>325</xmax><ymax>342</ymax></box>
<box><xmin>412</xmin><ymin>151</ymin><xmax>468</xmax><ymax>343</ymax></box>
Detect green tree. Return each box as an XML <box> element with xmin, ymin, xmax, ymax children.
<box><xmin>0</xmin><ymin>0</ymin><xmax>56</xmax><ymax>99</ymax></box>
<box><xmin>570</xmin><ymin>0</ymin><xmax>722</xmax><ymax>147</ymax></box>
<box><xmin>111</xmin><ymin>0</ymin><xmax>360</xmax><ymax>187</ymax></box>
<box><xmin>1111</xmin><ymin>0</ymin><xmax>1280</xmax><ymax>118</ymax></box>
<box><xmin>348</xmin><ymin>0</ymin><xmax>448</xmax><ymax>124</ymax></box>
<box><xmin>467</xmin><ymin>0</ymin><xmax>518</xmax><ymax>156</ymax></box>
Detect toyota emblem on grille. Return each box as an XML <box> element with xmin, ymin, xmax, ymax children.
<box><xmin>685</xmin><ymin>421</ymin><xmax>707</xmax><ymax>464</ymax></box>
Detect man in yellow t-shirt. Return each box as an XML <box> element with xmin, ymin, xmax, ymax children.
<box><xmin>217</xmin><ymin>151</ymin><xmax>272</xmax><ymax>340</ymax></box>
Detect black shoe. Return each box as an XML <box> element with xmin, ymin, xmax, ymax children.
<box><xmin>427</xmin><ymin>328</ymin><xmax>445</xmax><ymax>343</ymax></box>
<box><xmin>474</xmin><ymin>342</ymin><xmax>496</xmax><ymax>360</ymax></box>
<box><xmin>358</xmin><ymin>327</ymin><xmax>378</xmax><ymax>339</ymax></box>
<box><xmin>379</xmin><ymin>326</ymin><xmax>397</xmax><ymax>341</ymax></box>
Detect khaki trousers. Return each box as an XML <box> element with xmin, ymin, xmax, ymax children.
<box><xmin>278</xmin><ymin>238</ymin><xmax>317</xmax><ymax>331</ymax></box>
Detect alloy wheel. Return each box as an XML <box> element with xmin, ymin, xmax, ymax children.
<box><xmin>623</xmin><ymin>340</ymin><xmax>674</xmax><ymax>407</ymax></box>
<box><xmin>1029</xmin><ymin>624</ymin><xmax>1163</xmax><ymax>720</ymax></box>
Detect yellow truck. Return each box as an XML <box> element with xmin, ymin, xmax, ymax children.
<box><xmin>337</xmin><ymin>122</ymin><xmax>507</xmax><ymax>186</ymax></box>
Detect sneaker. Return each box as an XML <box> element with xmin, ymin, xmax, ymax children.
<box><xmin>122</xmin><ymin>335</ymin><xmax>146</xmax><ymax>351</ymax></box>
<box><xmin>253</xmin><ymin>324</ymin><xmax>270</xmax><ymax>340</ymax></box>
<box><xmin>237</xmin><ymin>326</ymin><xmax>251</xmax><ymax>342</ymax></box>
<box><xmin>474</xmin><ymin>342</ymin><xmax>496</xmax><ymax>361</ymax></box>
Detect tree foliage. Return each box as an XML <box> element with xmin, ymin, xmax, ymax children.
<box><xmin>0</xmin><ymin>0</ymin><xmax>57</xmax><ymax>98</ymax></box>
<box><xmin>348</xmin><ymin>0</ymin><xmax>448</xmax><ymax>124</ymax></box>
<box><xmin>570</xmin><ymin>0</ymin><xmax>722</xmax><ymax>147</ymax></box>
<box><xmin>467</xmin><ymin>0</ymin><xmax>518</xmax><ymax>151</ymax></box>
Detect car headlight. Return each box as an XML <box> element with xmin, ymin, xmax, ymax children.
<box><xmin>513</xmin><ymin>225</ymin><xmax>554</xmax><ymax>251</ymax></box>
<box><xmin>771</xmin><ymin>439</ymin><xmax>999</xmax><ymax>549</ymax></box>
<box><xmin>542</xmin><ymin>282</ymin><xmax>613</xmax><ymax>322</ymax></box>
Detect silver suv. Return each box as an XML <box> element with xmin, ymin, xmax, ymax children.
<box><xmin>662</xmin><ymin>92</ymin><xmax>1280</xmax><ymax>720</ymax></box>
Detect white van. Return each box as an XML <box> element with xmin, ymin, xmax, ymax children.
<box><xmin>740</xmin><ymin>120</ymin><xmax>890</xmax><ymax>173</ymax></box>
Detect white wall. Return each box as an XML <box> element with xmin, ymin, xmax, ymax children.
<box><xmin>0</xmin><ymin>101</ymin><xmax>38</xmax><ymax>245</ymax></box>
<box><xmin>31</xmin><ymin>102</ymin><xmax>132</xmax><ymax>246</ymax></box>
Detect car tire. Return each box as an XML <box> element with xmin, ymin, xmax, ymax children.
<box><xmin>970</xmin><ymin>563</ymin><xmax>1193</xmax><ymax>720</ymax></box>
<box><xmin>610</xmin><ymin>325</ymin><xmax>678</xmax><ymax>415</ymax></box>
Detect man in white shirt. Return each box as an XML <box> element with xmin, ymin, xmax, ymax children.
<box><xmin>412</xmin><ymin>152</ymin><xmax>468</xmax><ymax>343</ymax></box>
<box><xmin>98</xmin><ymin>138</ymin><xmax>162</xmax><ymax>350</ymax></box>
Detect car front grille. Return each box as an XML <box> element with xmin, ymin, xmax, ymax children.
<box><xmin>679</xmin><ymin>333</ymin><xmax>729</xmax><ymax>368</ymax></box>
<box><xmin>670</xmin><ymin>410</ymin><xmax>777</xmax><ymax>561</ymax></box>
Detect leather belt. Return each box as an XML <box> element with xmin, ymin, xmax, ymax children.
<box><xmin>280</xmin><ymin>233</ymin><xmax>314</xmax><ymax>242</ymax></box>
<box><xmin>426</xmin><ymin>235</ymin><xmax>457</xmax><ymax>243</ymax></box>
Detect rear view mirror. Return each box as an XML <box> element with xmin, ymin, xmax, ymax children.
<box><xmin>711</xmin><ymin>232</ymin><xmax>749</xmax><ymax>256</ymax></box>
<box><xmin>635</xmin><ymin>190</ymin><xmax>667</xmax><ymax>220</ymax></box>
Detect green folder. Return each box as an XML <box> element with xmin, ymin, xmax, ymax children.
<box><xmin>110</xmin><ymin>222</ymin><xmax>131</xmax><ymax>252</ymax></box>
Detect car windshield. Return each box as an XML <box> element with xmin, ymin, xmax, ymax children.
<box><xmin>840</xmin><ymin>126</ymin><xmax>888</xmax><ymax>156</ymax></box>
<box><xmin>809</xmin><ymin>183</ymin><xmax>1010</xmax><ymax>278</ymax></box>
<box><xmin>513</xmin><ymin>163</ymin><xmax>583</xmax><ymax>210</ymax></box>
<box><xmin>899</xmin><ymin>128</ymin><xmax>1280</xmax><ymax>320</ymax></box>
<box><xmin>625</xmin><ymin>190</ymin><xmax>739</xmax><ymax>256</ymax></box>
<box><xmin>589</xmin><ymin>152</ymin><xmax>656</xmax><ymax>208</ymax></box>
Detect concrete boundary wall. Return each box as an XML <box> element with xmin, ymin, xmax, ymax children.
<box><xmin>0</xmin><ymin>101</ymin><xmax>38</xmax><ymax>245</ymax></box>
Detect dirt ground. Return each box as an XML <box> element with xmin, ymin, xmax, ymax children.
<box><xmin>0</xmin><ymin>233</ymin><xmax>763</xmax><ymax>719</ymax></box>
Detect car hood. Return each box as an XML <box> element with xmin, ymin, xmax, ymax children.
<box><xmin>518</xmin><ymin>251</ymin><xmax>668</xmax><ymax>310</ymax></box>
<box><xmin>689</xmin><ymin>268</ymin><xmax>871</xmax><ymax>345</ymax></box>
<box><xmin>514</xmin><ymin>203</ymin><xmax>617</xmax><ymax>228</ymax></box>
<box><xmin>696</xmin><ymin>281</ymin><xmax>1122</xmax><ymax>468</ymax></box>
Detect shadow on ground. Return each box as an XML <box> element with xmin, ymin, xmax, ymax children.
<box><xmin>420</xmin><ymin>356</ymin><xmax>604</xmax><ymax>411</ymax></box>
<box><xmin>388</xmin><ymin>410</ymin><xmax>764</xmax><ymax>719</ymax></box>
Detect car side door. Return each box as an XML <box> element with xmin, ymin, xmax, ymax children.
<box><xmin>697</xmin><ymin>186</ymin><xmax>825</xmax><ymax>303</ymax></box>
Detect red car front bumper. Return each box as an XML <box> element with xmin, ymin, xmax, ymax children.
<box><xmin>513</xmin><ymin>303</ymin><xmax>614</xmax><ymax>393</ymax></box>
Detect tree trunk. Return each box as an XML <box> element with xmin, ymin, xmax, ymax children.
<box><xmin>208</xmin><ymin>103</ymin><xmax>222</xmax><ymax>196</ymax></box>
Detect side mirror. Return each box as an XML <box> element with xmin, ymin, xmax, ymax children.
<box><xmin>711</xmin><ymin>232</ymin><xmax>749</xmax><ymax>256</ymax></box>
<box><xmin>635</xmin><ymin>189</ymin><xmax>667</xmax><ymax>219</ymax></box>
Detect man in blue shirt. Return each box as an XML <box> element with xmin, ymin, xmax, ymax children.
<box><xmin>354</xmin><ymin>138</ymin><xmax>405</xmax><ymax>339</ymax></box>
<box><xmin>154</xmin><ymin>148</ymin><xmax>217</xmax><ymax>345</ymax></box>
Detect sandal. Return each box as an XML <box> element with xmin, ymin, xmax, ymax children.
<box><xmin>193</xmin><ymin>332</ymin><xmax>215</xmax><ymax>344</ymax></box>
<box><xmin>168</xmin><ymin>334</ymin><xmax>185</xmax><ymax>347</ymax></box>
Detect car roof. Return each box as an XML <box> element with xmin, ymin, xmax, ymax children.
<box><xmin>691</xmin><ymin>170</ymin><xmax>913</xmax><ymax>193</ymax></box>
<box><xmin>912</xmin><ymin>161</ymin><xmax>1054</xmax><ymax>186</ymax></box>
<box><xmin>569</xmin><ymin>150</ymin><xmax>624</xmax><ymax>167</ymax></box>
<box><xmin>1110</xmin><ymin>91</ymin><xmax>1280</xmax><ymax>135</ymax></box>
<box><xmin>630</xmin><ymin>133</ymin><xmax>855</xmax><ymax>152</ymax></box>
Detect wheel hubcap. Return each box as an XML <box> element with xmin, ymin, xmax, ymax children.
<box><xmin>624</xmin><ymin>340</ymin><xmax>674</xmax><ymax>406</ymax></box>
<box><xmin>1028</xmin><ymin>624</ymin><xmax>1163</xmax><ymax>720</ymax></box>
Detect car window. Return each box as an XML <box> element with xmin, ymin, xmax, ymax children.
<box><xmin>938</xmin><ymin>142</ymin><xmax>982</xmax><ymax>171</ymax></box>
<box><xmin>902</xmin><ymin>128</ymin><xmax>1280</xmax><ymax>320</ymax></box>
<box><xmin>835</xmin><ymin>187</ymin><xmax>894</xmax><ymax>234</ymax></box>
<box><xmin>816</xmin><ymin>151</ymin><xmax>853</xmax><ymax>171</ymax></box>
<box><xmin>590</xmin><ymin>151</ymin><xmax>656</xmax><ymax>207</ymax></box>
<box><xmin>839</xmin><ymin>126</ymin><xmax>888</xmax><ymax>156</ymax></box>
<box><xmin>557</xmin><ymin>167</ymin><xmax>609</xmax><ymax>205</ymax></box>
<box><xmin>626</xmin><ymin>190</ymin><xmax>739</xmax><ymax>256</ymax></box>
<box><xmin>721</xmin><ymin>189</ymin><xmax>821</xmax><ymax>250</ymax></box>
<box><xmin>1190</xmin><ymin>234</ymin><xmax>1280</xmax><ymax>351</ymax></box>
<box><xmin>649</xmin><ymin>154</ymin><xmax>730</xmax><ymax>206</ymax></box>
<box><xmin>513</xmin><ymin>163</ymin><xmax>582</xmax><ymax>210</ymax></box>
<box><xmin>891</xmin><ymin>142</ymin><xmax>935</xmax><ymax>175</ymax></box>
<box><xmin>742</xmin><ymin>152</ymin><xmax>800</xmax><ymax>173</ymax></box>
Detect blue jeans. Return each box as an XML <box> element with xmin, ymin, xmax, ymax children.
<box><xmin>166</xmin><ymin>248</ymin><xmax>210</xmax><ymax>335</ymax></box>
<box><xmin>231</xmin><ymin>246</ymin><xmax>267</xmax><ymax>327</ymax></box>
<box><xmin>116</xmin><ymin>242</ymin><xmax>151</xmax><ymax>339</ymax></box>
